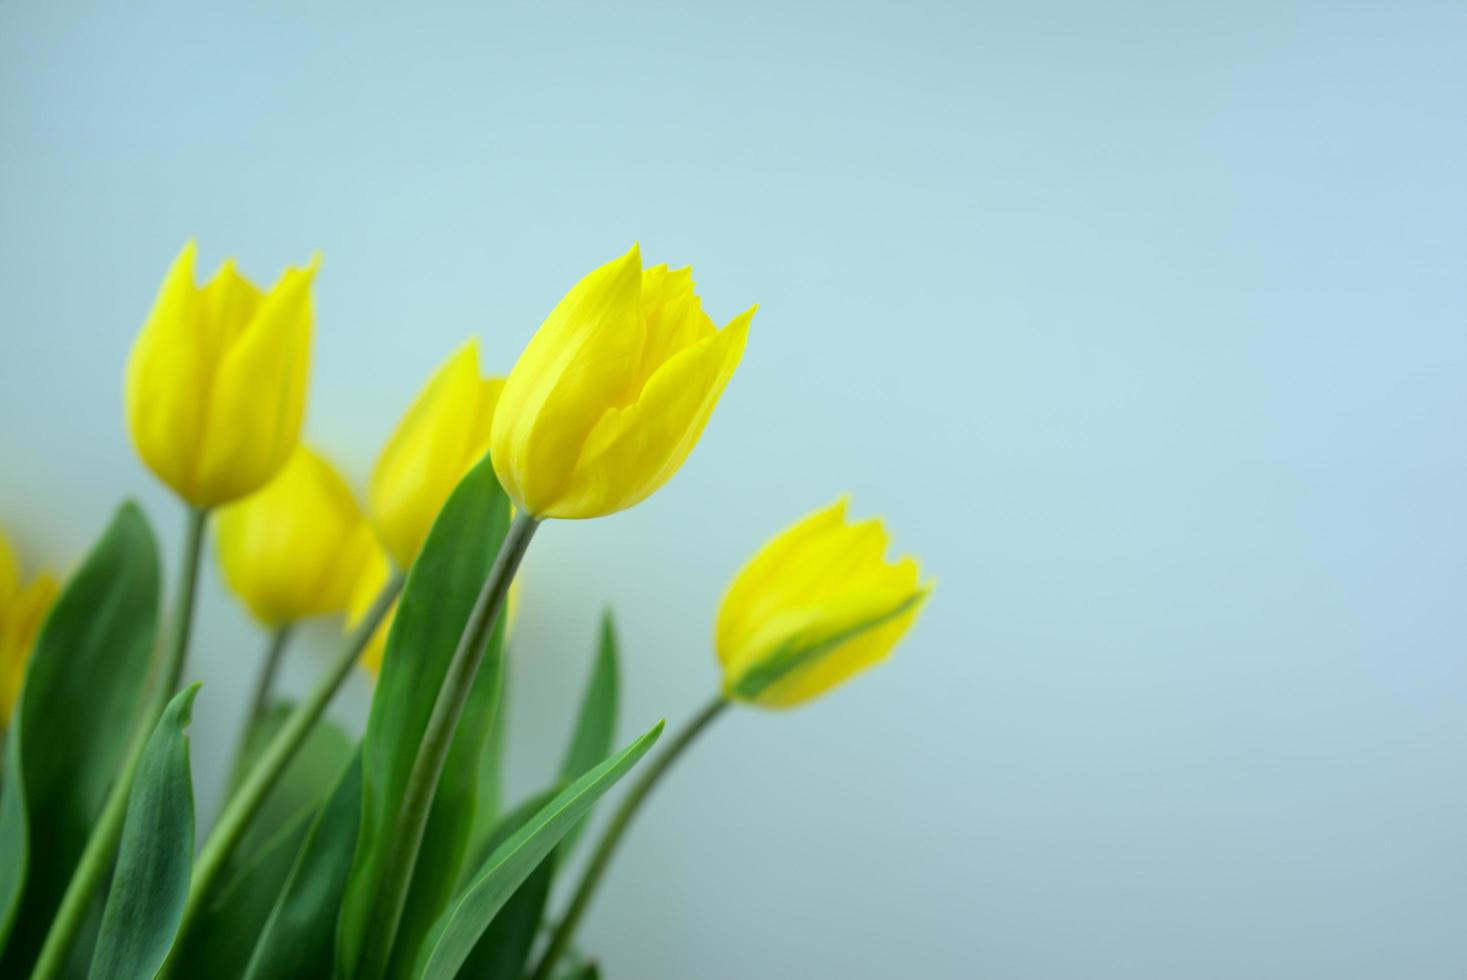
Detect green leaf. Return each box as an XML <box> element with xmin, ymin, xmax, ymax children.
<box><xmin>414</xmin><ymin>721</ymin><xmax>665</xmax><ymax>980</ymax></box>
<box><xmin>168</xmin><ymin>706</ymin><xmax>352</xmax><ymax>980</ymax></box>
<box><xmin>87</xmin><ymin>684</ymin><xmax>200</xmax><ymax>980</ymax></box>
<box><xmin>452</xmin><ymin>614</ymin><xmax>626</xmax><ymax>980</ymax></box>
<box><xmin>0</xmin><ymin>502</ymin><xmax>160</xmax><ymax>974</ymax></box>
<box><xmin>557</xmin><ymin>611</ymin><xmax>621</xmax><ymax>855</ymax></box>
<box><xmin>455</xmin><ymin>790</ymin><xmax>558</xmax><ymax>980</ymax></box>
<box><xmin>243</xmin><ymin>753</ymin><xmax>363</xmax><ymax>980</ymax></box>
<box><xmin>558</xmin><ymin>964</ymin><xmax>601</xmax><ymax>980</ymax></box>
<box><xmin>171</xmin><ymin>819</ymin><xmax>311</xmax><ymax>980</ymax></box>
<box><xmin>226</xmin><ymin>703</ymin><xmax>353</xmax><ymax>877</ymax></box>
<box><xmin>338</xmin><ymin>455</ymin><xmax>512</xmax><ymax>977</ymax></box>
<box><xmin>465</xmin><ymin>653</ymin><xmax>511</xmax><ymax>872</ymax></box>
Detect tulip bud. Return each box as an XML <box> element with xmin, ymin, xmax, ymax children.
<box><xmin>216</xmin><ymin>447</ymin><xmax>376</xmax><ymax>628</ymax></box>
<box><xmin>125</xmin><ymin>242</ymin><xmax>317</xmax><ymax>508</ymax></box>
<box><xmin>369</xmin><ymin>340</ymin><xmax>504</xmax><ymax>569</ymax></box>
<box><xmin>491</xmin><ymin>245</ymin><xmax>754</xmax><ymax>520</ymax></box>
<box><xmin>0</xmin><ymin>528</ymin><xmax>59</xmax><ymax>727</ymax></box>
<box><xmin>716</xmin><ymin>499</ymin><xmax>931</xmax><ymax>708</ymax></box>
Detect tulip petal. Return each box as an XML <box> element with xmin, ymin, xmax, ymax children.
<box><xmin>199</xmin><ymin>260</ymin><xmax>264</xmax><ymax>356</ymax></box>
<box><xmin>195</xmin><ymin>257</ymin><xmax>317</xmax><ymax>506</ymax></box>
<box><xmin>126</xmin><ymin>242</ymin><xmax>210</xmax><ymax>502</ymax></box>
<box><xmin>636</xmin><ymin>265</ymin><xmax>713</xmax><ymax>386</ymax></box>
<box><xmin>539</xmin><ymin>307</ymin><xmax>752</xmax><ymax>519</ymax></box>
<box><xmin>491</xmin><ymin>245</ymin><xmax>646</xmax><ymax>515</ymax></box>
<box><xmin>370</xmin><ymin>340</ymin><xmax>503</xmax><ymax>568</ymax></box>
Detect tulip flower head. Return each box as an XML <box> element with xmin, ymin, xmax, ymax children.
<box><xmin>217</xmin><ymin>446</ymin><xmax>377</xmax><ymax>628</ymax></box>
<box><xmin>370</xmin><ymin>340</ymin><xmax>505</xmax><ymax>569</ymax></box>
<box><xmin>491</xmin><ymin>244</ymin><xmax>754</xmax><ymax>520</ymax></box>
<box><xmin>716</xmin><ymin>499</ymin><xmax>931</xmax><ymax>709</ymax></box>
<box><xmin>126</xmin><ymin>242</ymin><xmax>318</xmax><ymax>508</ymax></box>
<box><xmin>0</xmin><ymin>527</ymin><xmax>59</xmax><ymax>727</ymax></box>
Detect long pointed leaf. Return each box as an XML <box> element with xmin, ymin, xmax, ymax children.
<box><xmin>87</xmin><ymin>684</ymin><xmax>200</xmax><ymax>980</ymax></box>
<box><xmin>456</xmin><ymin>790</ymin><xmax>558</xmax><ymax>980</ymax></box>
<box><xmin>339</xmin><ymin>453</ymin><xmax>512</xmax><ymax>975</ymax></box>
<box><xmin>0</xmin><ymin>503</ymin><xmax>160</xmax><ymax>973</ymax></box>
<box><xmin>415</xmin><ymin>721</ymin><xmax>665</xmax><ymax>980</ymax></box>
<box><xmin>465</xmin><ymin>653</ymin><xmax>511</xmax><ymax>870</ymax></box>
<box><xmin>557</xmin><ymin>611</ymin><xmax>620</xmax><ymax>855</ymax></box>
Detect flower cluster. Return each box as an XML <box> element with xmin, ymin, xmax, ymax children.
<box><xmin>0</xmin><ymin>241</ymin><xmax>931</xmax><ymax>980</ymax></box>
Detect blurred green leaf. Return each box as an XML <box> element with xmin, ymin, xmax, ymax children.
<box><xmin>169</xmin><ymin>706</ymin><xmax>351</xmax><ymax>979</ymax></box>
<box><xmin>225</xmin><ymin>703</ymin><xmax>353</xmax><ymax>876</ymax></box>
<box><xmin>414</xmin><ymin>721</ymin><xmax>665</xmax><ymax>980</ymax></box>
<box><xmin>557</xmin><ymin>611</ymin><xmax>620</xmax><ymax>855</ymax></box>
<box><xmin>87</xmin><ymin>684</ymin><xmax>200</xmax><ymax>980</ymax></box>
<box><xmin>338</xmin><ymin>455</ymin><xmax>512</xmax><ymax>977</ymax></box>
<box><xmin>0</xmin><ymin>503</ymin><xmax>160</xmax><ymax>974</ymax></box>
<box><xmin>465</xmin><ymin>653</ymin><xmax>511</xmax><ymax>872</ymax></box>
<box><xmin>243</xmin><ymin>753</ymin><xmax>362</xmax><ymax>980</ymax></box>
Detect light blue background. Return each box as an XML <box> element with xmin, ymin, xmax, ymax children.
<box><xmin>3</xmin><ymin>2</ymin><xmax>1466</xmax><ymax>977</ymax></box>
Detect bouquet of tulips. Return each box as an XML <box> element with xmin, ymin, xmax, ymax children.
<box><xmin>0</xmin><ymin>242</ymin><xmax>931</xmax><ymax>980</ymax></box>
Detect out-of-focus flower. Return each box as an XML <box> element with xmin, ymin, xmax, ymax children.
<box><xmin>491</xmin><ymin>244</ymin><xmax>753</xmax><ymax>520</ymax></box>
<box><xmin>346</xmin><ymin>543</ymin><xmax>396</xmax><ymax>676</ymax></box>
<box><xmin>216</xmin><ymin>446</ymin><xmax>376</xmax><ymax>628</ymax></box>
<box><xmin>0</xmin><ymin>527</ymin><xmax>59</xmax><ymax>727</ymax></box>
<box><xmin>716</xmin><ymin>498</ymin><xmax>931</xmax><ymax>709</ymax></box>
<box><xmin>370</xmin><ymin>340</ymin><xmax>504</xmax><ymax>569</ymax></box>
<box><xmin>126</xmin><ymin>241</ymin><xmax>317</xmax><ymax>508</ymax></box>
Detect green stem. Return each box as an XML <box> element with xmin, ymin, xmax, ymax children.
<box><xmin>162</xmin><ymin>570</ymin><xmax>405</xmax><ymax>977</ymax></box>
<box><xmin>30</xmin><ymin>505</ymin><xmax>209</xmax><ymax>980</ymax></box>
<box><xmin>227</xmin><ymin>626</ymin><xmax>294</xmax><ymax>790</ymax></box>
<box><xmin>354</xmin><ymin>512</ymin><xmax>539</xmax><ymax>980</ymax></box>
<box><xmin>528</xmin><ymin>695</ymin><xmax>730</xmax><ymax>980</ymax></box>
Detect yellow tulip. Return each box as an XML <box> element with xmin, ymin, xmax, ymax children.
<box><xmin>126</xmin><ymin>241</ymin><xmax>318</xmax><ymax>508</ymax></box>
<box><xmin>216</xmin><ymin>446</ymin><xmax>377</xmax><ymax>628</ymax></box>
<box><xmin>370</xmin><ymin>340</ymin><xmax>505</xmax><ymax>569</ymax></box>
<box><xmin>0</xmin><ymin>528</ymin><xmax>59</xmax><ymax>727</ymax></box>
<box><xmin>491</xmin><ymin>245</ymin><xmax>754</xmax><ymax>520</ymax></box>
<box><xmin>716</xmin><ymin>499</ymin><xmax>931</xmax><ymax>708</ymax></box>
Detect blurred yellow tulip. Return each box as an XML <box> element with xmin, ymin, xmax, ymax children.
<box><xmin>491</xmin><ymin>244</ymin><xmax>753</xmax><ymax>520</ymax></box>
<box><xmin>126</xmin><ymin>241</ymin><xmax>317</xmax><ymax>508</ymax></box>
<box><xmin>0</xmin><ymin>528</ymin><xmax>59</xmax><ymax>727</ymax></box>
<box><xmin>216</xmin><ymin>447</ymin><xmax>376</xmax><ymax>628</ymax></box>
<box><xmin>716</xmin><ymin>499</ymin><xmax>931</xmax><ymax>709</ymax></box>
<box><xmin>346</xmin><ymin>543</ymin><xmax>396</xmax><ymax>676</ymax></box>
<box><xmin>370</xmin><ymin>340</ymin><xmax>504</xmax><ymax>569</ymax></box>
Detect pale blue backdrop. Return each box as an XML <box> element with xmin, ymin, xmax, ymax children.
<box><xmin>3</xmin><ymin>2</ymin><xmax>1466</xmax><ymax>977</ymax></box>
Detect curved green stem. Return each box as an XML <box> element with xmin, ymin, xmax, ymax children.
<box><xmin>162</xmin><ymin>570</ymin><xmax>405</xmax><ymax>976</ymax></box>
<box><xmin>355</xmin><ymin>512</ymin><xmax>538</xmax><ymax>980</ymax></box>
<box><xmin>227</xmin><ymin>626</ymin><xmax>294</xmax><ymax>790</ymax></box>
<box><xmin>30</xmin><ymin>505</ymin><xmax>209</xmax><ymax>980</ymax></box>
<box><xmin>528</xmin><ymin>695</ymin><xmax>730</xmax><ymax>980</ymax></box>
